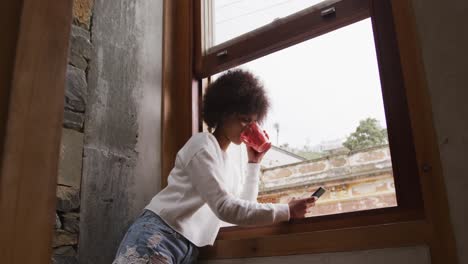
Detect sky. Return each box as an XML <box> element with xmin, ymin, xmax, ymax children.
<box><xmin>212</xmin><ymin>0</ymin><xmax>388</xmax><ymax>149</ymax></box>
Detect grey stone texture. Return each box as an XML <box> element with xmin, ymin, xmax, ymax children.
<box><xmin>53</xmin><ymin>244</ymin><xmax>78</xmax><ymax>263</ymax></box>
<box><xmin>79</xmin><ymin>0</ymin><xmax>163</xmax><ymax>263</ymax></box>
<box><xmin>52</xmin><ymin>230</ymin><xmax>78</xmax><ymax>248</ymax></box>
<box><xmin>52</xmin><ymin>255</ymin><xmax>78</xmax><ymax>264</ymax></box>
<box><xmin>53</xmin><ymin>246</ymin><xmax>76</xmax><ymax>256</ymax></box>
<box><xmin>62</xmin><ymin>212</ymin><xmax>80</xmax><ymax>233</ymax></box>
<box><xmin>69</xmin><ymin>51</ymin><xmax>88</xmax><ymax>71</ymax></box>
<box><xmin>70</xmin><ymin>25</ymin><xmax>93</xmax><ymax>59</ymax></box>
<box><xmin>55</xmin><ymin>213</ymin><xmax>62</xmax><ymax>229</ymax></box>
<box><xmin>53</xmin><ymin>21</ymin><xmax>91</xmax><ymax>264</ymax></box>
<box><xmin>58</xmin><ymin>128</ymin><xmax>84</xmax><ymax>188</ymax></box>
<box><xmin>56</xmin><ymin>186</ymin><xmax>80</xmax><ymax>212</ymax></box>
<box><xmin>69</xmin><ymin>25</ymin><xmax>91</xmax><ymax>71</ymax></box>
<box><xmin>81</xmin><ymin>147</ymin><xmax>137</xmax><ymax>263</ymax></box>
<box><xmin>71</xmin><ymin>24</ymin><xmax>90</xmax><ymax>40</ymax></box>
<box><xmin>65</xmin><ymin>65</ymin><xmax>87</xmax><ymax>113</ymax></box>
<box><xmin>63</xmin><ymin>110</ymin><xmax>84</xmax><ymax>131</ymax></box>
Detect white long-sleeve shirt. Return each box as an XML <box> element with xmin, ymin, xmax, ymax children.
<box><xmin>145</xmin><ymin>132</ymin><xmax>290</xmax><ymax>247</ymax></box>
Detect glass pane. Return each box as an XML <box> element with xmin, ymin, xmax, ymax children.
<box><xmin>211</xmin><ymin>0</ymin><xmax>331</xmax><ymax>47</ymax></box>
<box><xmin>207</xmin><ymin>19</ymin><xmax>397</xmax><ymax>222</ymax></box>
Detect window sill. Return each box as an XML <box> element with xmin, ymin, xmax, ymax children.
<box><xmin>216</xmin><ymin>206</ymin><xmax>424</xmax><ymax>241</ymax></box>
<box><xmin>200</xmin><ymin>208</ymin><xmax>429</xmax><ymax>259</ymax></box>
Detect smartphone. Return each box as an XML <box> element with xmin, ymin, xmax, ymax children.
<box><xmin>311</xmin><ymin>187</ymin><xmax>326</xmax><ymax>199</ymax></box>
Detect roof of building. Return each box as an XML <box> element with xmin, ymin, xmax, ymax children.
<box><xmin>269</xmin><ymin>145</ymin><xmax>307</xmax><ymax>161</ymax></box>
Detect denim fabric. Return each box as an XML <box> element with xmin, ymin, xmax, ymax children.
<box><xmin>113</xmin><ymin>210</ymin><xmax>199</xmax><ymax>264</ymax></box>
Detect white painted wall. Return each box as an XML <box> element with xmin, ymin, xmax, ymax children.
<box><xmin>411</xmin><ymin>0</ymin><xmax>468</xmax><ymax>262</ymax></box>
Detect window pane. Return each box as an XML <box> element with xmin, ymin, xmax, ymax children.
<box><xmin>207</xmin><ymin>19</ymin><xmax>397</xmax><ymax>221</ymax></box>
<box><xmin>210</xmin><ymin>0</ymin><xmax>332</xmax><ymax>47</ymax></box>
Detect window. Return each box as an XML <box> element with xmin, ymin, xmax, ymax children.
<box><xmin>206</xmin><ymin>18</ymin><xmax>398</xmax><ymax>220</ymax></box>
<box><xmin>209</xmin><ymin>0</ymin><xmax>332</xmax><ymax>47</ymax></box>
<box><xmin>195</xmin><ymin>0</ymin><xmax>423</xmax><ymax>237</ymax></box>
<box><xmin>162</xmin><ymin>0</ymin><xmax>457</xmax><ymax>260</ymax></box>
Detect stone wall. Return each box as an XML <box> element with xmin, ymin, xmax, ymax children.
<box><xmin>52</xmin><ymin>1</ymin><xmax>94</xmax><ymax>263</ymax></box>
<box><xmin>258</xmin><ymin>145</ymin><xmax>397</xmax><ymax>217</ymax></box>
<box><xmin>78</xmin><ymin>0</ymin><xmax>164</xmax><ymax>263</ymax></box>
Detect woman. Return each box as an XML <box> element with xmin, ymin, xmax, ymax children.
<box><xmin>113</xmin><ymin>69</ymin><xmax>316</xmax><ymax>264</ymax></box>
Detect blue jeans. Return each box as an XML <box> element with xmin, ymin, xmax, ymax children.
<box><xmin>113</xmin><ymin>210</ymin><xmax>199</xmax><ymax>264</ymax></box>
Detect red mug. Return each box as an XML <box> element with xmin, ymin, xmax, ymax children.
<box><xmin>240</xmin><ymin>122</ymin><xmax>272</xmax><ymax>153</ymax></box>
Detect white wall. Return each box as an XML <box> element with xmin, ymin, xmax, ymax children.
<box><xmin>411</xmin><ymin>0</ymin><xmax>468</xmax><ymax>263</ymax></box>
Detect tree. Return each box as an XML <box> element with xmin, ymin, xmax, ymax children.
<box><xmin>279</xmin><ymin>142</ymin><xmax>323</xmax><ymax>160</ymax></box>
<box><xmin>343</xmin><ymin>118</ymin><xmax>388</xmax><ymax>151</ymax></box>
<box><xmin>295</xmin><ymin>149</ymin><xmax>322</xmax><ymax>160</ymax></box>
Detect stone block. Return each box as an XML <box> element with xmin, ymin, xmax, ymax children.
<box><xmin>52</xmin><ymin>230</ymin><xmax>78</xmax><ymax>248</ymax></box>
<box><xmin>357</xmin><ymin>150</ymin><xmax>386</xmax><ymax>162</ymax></box>
<box><xmin>58</xmin><ymin>128</ymin><xmax>84</xmax><ymax>188</ymax></box>
<box><xmin>56</xmin><ymin>186</ymin><xmax>80</xmax><ymax>212</ymax></box>
<box><xmin>272</xmin><ymin>168</ymin><xmax>292</xmax><ymax>180</ymax></box>
<box><xmin>62</xmin><ymin>212</ymin><xmax>80</xmax><ymax>233</ymax></box>
<box><xmin>80</xmin><ymin>147</ymin><xmax>138</xmax><ymax>263</ymax></box>
<box><xmin>71</xmin><ymin>24</ymin><xmax>90</xmax><ymax>40</ymax></box>
<box><xmin>63</xmin><ymin>110</ymin><xmax>84</xmax><ymax>131</ymax></box>
<box><xmin>69</xmin><ymin>52</ymin><xmax>88</xmax><ymax>71</ymax></box>
<box><xmin>71</xmin><ymin>33</ymin><xmax>93</xmax><ymax>60</ymax></box>
<box><xmin>69</xmin><ymin>25</ymin><xmax>91</xmax><ymax>70</ymax></box>
<box><xmin>53</xmin><ymin>246</ymin><xmax>76</xmax><ymax>256</ymax></box>
<box><xmin>52</xmin><ymin>255</ymin><xmax>78</xmax><ymax>264</ymax></box>
<box><xmin>299</xmin><ymin>162</ymin><xmax>326</xmax><ymax>174</ymax></box>
<box><xmin>65</xmin><ymin>65</ymin><xmax>87</xmax><ymax>113</ymax></box>
<box><xmin>55</xmin><ymin>213</ymin><xmax>62</xmax><ymax>229</ymax></box>
<box><xmin>330</xmin><ymin>157</ymin><xmax>347</xmax><ymax>167</ymax></box>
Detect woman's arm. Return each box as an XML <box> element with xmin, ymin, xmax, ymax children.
<box><xmin>238</xmin><ymin>163</ymin><xmax>260</xmax><ymax>201</ymax></box>
<box><xmin>238</xmin><ymin>145</ymin><xmax>270</xmax><ymax>201</ymax></box>
<box><xmin>187</xmin><ymin>149</ymin><xmax>290</xmax><ymax>226</ymax></box>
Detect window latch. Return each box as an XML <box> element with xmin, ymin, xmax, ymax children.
<box><xmin>216</xmin><ymin>50</ymin><xmax>228</xmax><ymax>57</ymax></box>
<box><xmin>321</xmin><ymin>7</ymin><xmax>336</xmax><ymax>17</ymax></box>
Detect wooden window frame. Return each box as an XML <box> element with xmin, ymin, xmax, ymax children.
<box><xmin>197</xmin><ymin>0</ymin><xmax>423</xmax><ymax>233</ymax></box>
<box><xmin>162</xmin><ymin>0</ymin><xmax>458</xmax><ymax>262</ymax></box>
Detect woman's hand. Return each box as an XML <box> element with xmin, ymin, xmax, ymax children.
<box><xmin>247</xmin><ymin>144</ymin><xmax>271</xmax><ymax>163</ymax></box>
<box><xmin>288</xmin><ymin>197</ymin><xmax>317</xmax><ymax>219</ymax></box>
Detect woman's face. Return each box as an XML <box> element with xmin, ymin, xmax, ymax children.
<box><xmin>220</xmin><ymin>113</ymin><xmax>258</xmax><ymax>145</ymax></box>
